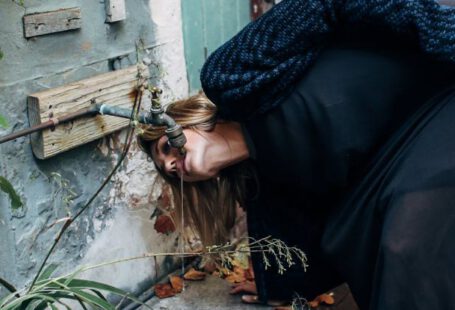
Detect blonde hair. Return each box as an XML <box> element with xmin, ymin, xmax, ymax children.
<box><xmin>138</xmin><ymin>94</ymin><xmax>255</xmax><ymax>246</ymax></box>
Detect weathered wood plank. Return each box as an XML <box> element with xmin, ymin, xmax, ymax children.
<box><xmin>23</xmin><ymin>7</ymin><xmax>81</xmax><ymax>38</ymax></box>
<box><xmin>105</xmin><ymin>0</ymin><xmax>126</xmax><ymax>23</ymax></box>
<box><xmin>28</xmin><ymin>65</ymin><xmax>149</xmax><ymax>159</ymax></box>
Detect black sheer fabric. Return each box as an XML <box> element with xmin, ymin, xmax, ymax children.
<box><xmin>242</xmin><ymin>31</ymin><xmax>455</xmax><ymax>309</ymax></box>
<box><xmin>322</xmin><ymin>87</ymin><xmax>455</xmax><ymax>309</ymax></box>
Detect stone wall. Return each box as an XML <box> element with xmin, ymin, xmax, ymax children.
<box><xmin>0</xmin><ymin>0</ymin><xmax>188</xmax><ymax>299</ymax></box>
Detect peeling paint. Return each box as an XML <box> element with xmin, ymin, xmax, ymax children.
<box><xmin>0</xmin><ymin>0</ymin><xmax>189</xmax><ymax>298</ymax></box>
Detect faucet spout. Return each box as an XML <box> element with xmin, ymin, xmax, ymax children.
<box><xmin>148</xmin><ymin>86</ymin><xmax>186</xmax><ymax>155</ymax></box>
<box><xmin>96</xmin><ymin>87</ymin><xmax>186</xmax><ymax>155</ymax></box>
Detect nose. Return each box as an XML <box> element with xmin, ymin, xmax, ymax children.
<box><xmin>163</xmin><ymin>154</ymin><xmax>177</xmax><ymax>174</ymax></box>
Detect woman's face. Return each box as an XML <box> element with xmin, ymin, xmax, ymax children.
<box><xmin>150</xmin><ymin>129</ymin><xmax>221</xmax><ymax>182</ymax></box>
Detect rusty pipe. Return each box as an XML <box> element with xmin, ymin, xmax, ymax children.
<box><xmin>0</xmin><ymin>105</ymin><xmax>99</xmax><ymax>144</ymax></box>
<box><xmin>0</xmin><ymin>103</ymin><xmax>187</xmax><ymax>156</ymax></box>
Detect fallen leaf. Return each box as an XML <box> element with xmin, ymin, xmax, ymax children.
<box><xmin>319</xmin><ymin>293</ymin><xmax>335</xmax><ymax>305</ymax></box>
<box><xmin>183</xmin><ymin>268</ymin><xmax>206</xmax><ymax>281</ymax></box>
<box><xmin>169</xmin><ymin>275</ymin><xmax>183</xmax><ymax>293</ymax></box>
<box><xmin>154</xmin><ymin>283</ymin><xmax>176</xmax><ymax>299</ymax></box>
<box><xmin>154</xmin><ymin>214</ymin><xmax>175</xmax><ymax>234</ymax></box>
<box><xmin>217</xmin><ymin>267</ymin><xmax>232</xmax><ymax>278</ymax></box>
<box><xmin>225</xmin><ymin>266</ymin><xmax>247</xmax><ymax>283</ymax></box>
<box><xmin>308</xmin><ymin>293</ymin><xmax>335</xmax><ymax>308</ymax></box>
<box><xmin>225</xmin><ymin>273</ymin><xmax>245</xmax><ymax>283</ymax></box>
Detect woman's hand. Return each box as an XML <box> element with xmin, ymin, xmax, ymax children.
<box><xmin>230</xmin><ymin>280</ymin><xmax>289</xmax><ymax>307</ymax></box>
<box><xmin>229</xmin><ymin>280</ymin><xmax>257</xmax><ymax>295</ymax></box>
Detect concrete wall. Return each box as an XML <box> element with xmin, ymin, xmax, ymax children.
<box><xmin>0</xmin><ymin>0</ymin><xmax>188</xmax><ymax>300</ymax></box>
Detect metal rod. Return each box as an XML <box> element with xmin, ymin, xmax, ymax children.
<box><xmin>0</xmin><ymin>106</ymin><xmax>99</xmax><ymax>144</ymax></box>
<box><xmin>0</xmin><ymin>103</ymin><xmax>186</xmax><ymax>155</ymax></box>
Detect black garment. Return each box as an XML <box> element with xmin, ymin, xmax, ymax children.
<box><xmin>201</xmin><ymin>0</ymin><xmax>455</xmax><ymax>121</ymax></box>
<box><xmin>241</xmin><ymin>33</ymin><xmax>455</xmax><ymax>309</ymax></box>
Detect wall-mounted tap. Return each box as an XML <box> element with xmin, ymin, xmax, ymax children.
<box><xmin>0</xmin><ymin>86</ymin><xmax>187</xmax><ymax>157</ymax></box>
<box><xmin>97</xmin><ymin>87</ymin><xmax>187</xmax><ymax>155</ymax></box>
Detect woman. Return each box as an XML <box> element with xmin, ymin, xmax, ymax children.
<box><xmin>139</xmin><ymin>0</ymin><xmax>455</xmax><ymax>309</ymax></box>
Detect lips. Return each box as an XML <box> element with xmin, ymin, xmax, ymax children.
<box><xmin>176</xmin><ymin>154</ymin><xmax>188</xmax><ymax>176</ymax></box>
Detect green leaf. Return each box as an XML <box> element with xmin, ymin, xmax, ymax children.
<box><xmin>0</xmin><ymin>293</ymin><xmax>54</xmax><ymax>310</ymax></box>
<box><xmin>60</xmin><ymin>278</ymin><xmax>148</xmax><ymax>307</ymax></box>
<box><xmin>90</xmin><ymin>289</ymin><xmax>107</xmax><ymax>301</ymax></box>
<box><xmin>68</xmin><ymin>288</ymin><xmax>115</xmax><ymax>310</ymax></box>
<box><xmin>36</xmin><ymin>263</ymin><xmax>59</xmax><ymax>283</ymax></box>
<box><xmin>48</xmin><ymin>302</ymin><xmax>59</xmax><ymax>310</ymax></box>
<box><xmin>74</xmin><ymin>295</ymin><xmax>89</xmax><ymax>310</ymax></box>
<box><xmin>0</xmin><ymin>176</ymin><xmax>23</xmax><ymax>210</ymax></box>
<box><xmin>63</xmin><ymin>279</ymin><xmax>128</xmax><ymax>295</ymax></box>
<box><xmin>25</xmin><ymin>298</ymin><xmax>56</xmax><ymax>310</ymax></box>
<box><xmin>62</xmin><ymin>267</ymin><xmax>83</xmax><ymax>286</ymax></box>
<box><xmin>0</xmin><ymin>114</ymin><xmax>8</xmax><ymax>129</ymax></box>
<box><xmin>0</xmin><ymin>293</ymin><xmax>15</xmax><ymax>308</ymax></box>
<box><xmin>0</xmin><ymin>49</ymin><xmax>3</xmax><ymax>61</ymax></box>
<box><xmin>32</xmin><ymin>289</ymin><xmax>80</xmax><ymax>303</ymax></box>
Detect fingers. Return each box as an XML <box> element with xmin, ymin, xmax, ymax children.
<box><xmin>240</xmin><ymin>294</ymin><xmax>289</xmax><ymax>307</ymax></box>
<box><xmin>241</xmin><ymin>294</ymin><xmax>261</xmax><ymax>304</ymax></box>
<box><xmin>229</xmin><ymin>281</ymin><xmax>257</xmax><ymax>295</ymax></box>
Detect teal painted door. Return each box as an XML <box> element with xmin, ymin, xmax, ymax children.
<box><xmin>181</xmin><ymin>0</ymin><xmax>251</xmax><ymax>93</ymax></box>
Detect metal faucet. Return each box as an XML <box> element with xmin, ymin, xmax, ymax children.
<box><xmin>0</xmin><ymin>87</ymin><xmax>187</xmax><ymax>156</ymax></box>
<box><xmin>97</xmin><ymin>87</ymin><xmax>187</xmax><ymax>155</ymax></box>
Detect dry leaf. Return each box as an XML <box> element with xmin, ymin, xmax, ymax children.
<box><xmin>308</xmin><ymin>293</ymin><xmax>335</xmax><ymax>308</ymax></box>
<box><xmin>225</xmin><ymin>273</ymin><xmax>245</xmax><ymax>283</ymax></box>
<box><xmin>319</xmin><ymin>293</ymin><xmax>335</xmax><ymax>305</ymax></box>
<box><xmin>183</xmin><ymin>268</ymin><xmax>206</xmax><ymax>281</ymax></box>
<box><xmin>218</xmin><ymin>267</ymin><xmax>231</xmax><ymax>277</ymax></box>
<box><xmin>154</xmin><ymin>283</ymin><xmax>176</xmax><ymax>299</ymax></box>
<box><xmin>225</xmin><ymin>266</ymin><xmax>249</xmax><ymax>283</ymax></box>
<box><xmin>169</xmin><ymin>275</ymin><xmax>183</xmax><ymax>293</ymax></box>
<box><xmin>308</xmin><ymin>300</ymin><xmax>319</xmax><ymax>308</ymax></box>
<box><xmin>154</xmin><ymin>214</ymin><xmax>175</xmax><ymax>234</ymax></box>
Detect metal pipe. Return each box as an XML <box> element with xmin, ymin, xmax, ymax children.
<box><xmin>96</xmin><ymin>103</ymin><xmax>186</xmax><ymax>155</ymax></box>
<box><xmin>0</xmin><ymin>84</ymin><xmax>186</xmax><ymax>156</ymax></box>
<box><xmin>0</xmin><ymin>105</ymin><xmax>99</xmax><ymax>144</ymax></box>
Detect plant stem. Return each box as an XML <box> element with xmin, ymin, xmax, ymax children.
<box><xmin>0</xmin><ymin>276</ymin><xmax>17</xmax><ymax>294</ymax></box>
<box><xmin>28</xmin><ymin>72</ymin><xmax>145</xmax><ymax>293</ymax></box>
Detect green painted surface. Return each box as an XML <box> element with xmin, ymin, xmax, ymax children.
<box><xmin>181</xmin><ymin>0</ymin><xmax>251</xmax><ymax>93</ymax></box>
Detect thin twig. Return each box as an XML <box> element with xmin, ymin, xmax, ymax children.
<box><xmin>28</xmin><ymin>69</ymin><xmax>146</xmax><ymax>293</ymax></box>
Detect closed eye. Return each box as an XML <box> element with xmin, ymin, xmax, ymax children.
<box><xmin>161</xmin><ymin>139</ymin><xmax>171</xmax><ymax>155</ymax></box>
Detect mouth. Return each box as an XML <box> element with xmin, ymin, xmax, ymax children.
<box><xmin>176</xmin><ymin>154</ymin><xmax>188</xmax><ymax>176</ymax></box>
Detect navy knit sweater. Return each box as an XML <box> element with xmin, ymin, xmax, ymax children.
<box><xmin>201</xmin><ymin>0</ymin><xmax>455</xmax><ymax>121</ymax></box>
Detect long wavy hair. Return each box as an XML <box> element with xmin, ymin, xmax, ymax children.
<box><xmin>137</xmin><ymin>94</ymin><xmax>255</xmax><ymax>246</ymax></box>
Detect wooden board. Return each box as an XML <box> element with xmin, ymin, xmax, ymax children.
<box><xmin>105</xmin><ymin>0</ymin><xmax>126</xmax><ymax>23</ymax></box>
<box><xmin>28</xmin><ymin>65</ymin><xmax>149</xmax><ymax>159</ymax></box>
<box><xmin>23</xmin><ymin>7</ymin><xmax>82</xmax><ymax>38</ymax></box>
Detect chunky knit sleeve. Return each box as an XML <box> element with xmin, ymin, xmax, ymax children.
<box><xmin>200</xmin><ymin>0</ymin><xmax>455</xmax><ymax>121</ymax></box>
